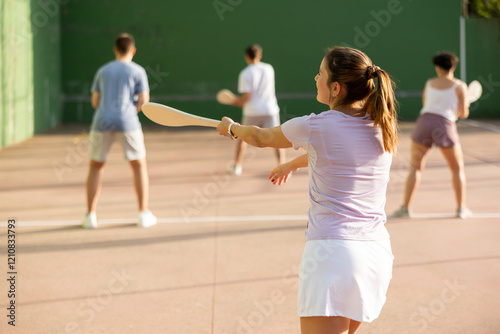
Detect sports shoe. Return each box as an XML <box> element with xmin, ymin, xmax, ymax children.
<box><xmin>457</xmin><ymin>207</ymin><xmax>472</xmax><ymax>219</ymax></box>
<box><xmin>231</xmin><ymin>164</ymin><xmax>242</xmax><ymax>176</ymax></box>
<box><xmin>391</xmin><ymin>206</ymin><xmax>410</xmax><ymax>218</ymax></box>
<box><xmin>138</xmin><ymin>210</ymin><xmax>157</xmax><ymax>227</ymax></box>
<box><xmin>82</xmin><ymin>212</ymin><xmax>97</xmax><ymax>229</ymax></box>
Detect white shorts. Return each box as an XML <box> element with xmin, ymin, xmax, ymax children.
<box><xmin>298</xmin><ymin>239</ymin><xmax>393</xmax><ymax>323</ymax></box>
<box><xmin>242</xmin><ymin>114</ymin><xmax>280</xmax><ymax>128</ymax></box>
<box><xmin>89</xmin><ymin>129</ymin><xmax>146</xmax><ymax>162</ymax></box>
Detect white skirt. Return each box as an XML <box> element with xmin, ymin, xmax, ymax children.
<box><xmin>298</xmin><ymin>239</ymin><xmax>393</xmax><ymax>322</ymax></box>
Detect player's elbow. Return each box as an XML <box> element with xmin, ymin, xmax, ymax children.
<box><xmin>231</xmin><ymin>100</ymin><xmax>243</xmax><ymax>108</ymax></box>
<box><xmin>91</xmin><ymin>92</ymin><xmax>100</xmax><ymax>110</ymax></box>
<box><xmin>462</xmin><ymin>109</ymin><xmax>470</xmax><ymax>119</ymax></box>
<box><xmin>458</xmin><ymin>107</ymin><xmax>469</xmax><ymax>120</ymax></box>
<box><xmin>254</xmin><ymin>140</ymin><xmax>267</xmax><ymax>148</ymax></box>
<box><xmin>251</xmin><ymin>128</ymin><xmax>271</xmax><ymax>148</ymax></box>
<box><xmin>237</xmin><ymin>93</ymin><xmax>250</xmax><ymax>107</ymax></box>
<box><xmin>137</xmin><ymin>93</ymin><xmax>149</xmax><ymax>104</ymax></box>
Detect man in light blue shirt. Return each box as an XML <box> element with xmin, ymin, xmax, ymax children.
<box><xmin>82</xmin><ymin>33</ymin><xmax>156</xmax><ymax>228</ymax></box>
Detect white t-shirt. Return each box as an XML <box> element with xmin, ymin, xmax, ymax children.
<box><xmin>281</xmin><ymin>111</ymin><xmax>392</xmax><ymax>241</ymax></box>
<box><xmin>238</xmin><ymin>62</ymin><xmax>279</xmax><ymax>117</ymax></box>
<box><xmin>420</xmin><ymin>80</ymin><xmax>460</xmax><ymax>122</ymax></box>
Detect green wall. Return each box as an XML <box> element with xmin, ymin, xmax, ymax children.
<box><xmin>0</xmin><ymin>0</ymin><xmax>62</xmax><ymax>149</ymax></box>
<box><xmin>1</xmin><ymin>1</ymin><xmax>499</xmax><ymax>150</ymax></box>
<box><xmin>0</xmin><ymin>0</ymin><xmax>33</xmax><ymax>149</ymax></box>
<box><xmin>32</xmin><ymin>0</ymin><xmax>62</xmax><ymax>133</ymax></box>
<box><xmin>466</xmin><ymin>18</ymin><xmax>500</xmax><ymax>118</ymax></box>
<box><xmin>60</xmin><ymin>0</ymin><xmax>465</xmax><ymax>123</ymax></box>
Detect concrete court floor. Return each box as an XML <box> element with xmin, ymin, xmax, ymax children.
<box><xmin>0</xmin><ymin>120</ymin><xmax>499</xmax><ymax>334</ymax></box>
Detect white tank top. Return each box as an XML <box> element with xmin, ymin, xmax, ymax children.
<box><xmin>420</xmin><ymin>80</ymin><xmax>460</xmax><ymax>122</ymax></box>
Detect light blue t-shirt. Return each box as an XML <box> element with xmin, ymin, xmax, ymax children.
<box><xmin>90</xmin><ymin>61</ymin><xmax>149</xmax><ymax>132</ymax></box>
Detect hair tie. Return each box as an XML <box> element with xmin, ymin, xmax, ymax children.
<box><xmin>366</xmin><ymin>65</ymin><xmax>380</xmax><ymax>79</ymax></box>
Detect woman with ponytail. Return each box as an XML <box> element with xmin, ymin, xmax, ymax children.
<box><xmin>218</xmin><ymin>46</ymin><xmax>397</xmax><ymax>334</ymax></box>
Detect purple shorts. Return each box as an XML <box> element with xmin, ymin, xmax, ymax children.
<box><xmin>411</xmin><ymin>113</ymin><xmax>459</xmax><ymax>148</ymax></box>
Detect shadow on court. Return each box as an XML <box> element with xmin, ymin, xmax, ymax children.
<box><xmin>16</xmin><ymin>223</ymin><xmax>306</xmax><ymax>254</ymax></box>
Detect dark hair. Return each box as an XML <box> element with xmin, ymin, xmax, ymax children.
<box><xmin>432</xmin><ymin>52</ymin><xmax>458</xmax><ymax>71</ymax></box>
<box><xmin>245</xmin><ymin>44</ymin><xmax>262</xmax><ymax>60</ymax></box>
<box><xmin>115</xmin><ymin>33</ymin><xmax>135</xmax><ymax>55</ymax></box>
<box><xmin>324</xmin><ymin>46</ymin><xmax>398</xmax><ymax>153</ymax></box>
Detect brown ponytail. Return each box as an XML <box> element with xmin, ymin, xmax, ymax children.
<box><xmin>364</xmin><ymin>67</ymin><xmax>399</xmax><ymax>153</ymax></box>
<box><xmin>324</xmin><ymin>46</ymin><xmax>399</xmax><ymax>153</ymax></box>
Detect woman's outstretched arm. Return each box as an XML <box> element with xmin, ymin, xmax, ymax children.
<box><xmin>217</xmin><ymin>116</ymin><xmax>293</xmax><ymax>148</ymax></box>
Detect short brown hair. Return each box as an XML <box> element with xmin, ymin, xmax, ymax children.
<box><xmin>245</xmin><ymin>44</ymin><xmax>262</xmax><ymax>60</ymax></box>
<box><xmin>115</xmin><ymin>33</ymin><xmax>135</xmax><ymax>55</ymax></box>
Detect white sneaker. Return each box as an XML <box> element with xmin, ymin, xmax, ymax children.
<box><xmin>138</xmin><ymin>210</ymin><xmax>157</xmax><ymax>227</ymax></box>
<box><xmin>457</xmin><ymin>207</ymin><xmax>472</xmax><ymax>219</ymax></box>
<box><xmin>82</xmin><ymin>212</ymin><xmax>97</xmax><ymax>229</ymax></box>
<box><xmin>231</xmin><ymin>165</ymin><xmax>242</xmax><ymax>176</ymax></box>
<box><xmin>391</xmin><ymin>206</ymin><xmax>410</xmax><ymax>218</ymax></box>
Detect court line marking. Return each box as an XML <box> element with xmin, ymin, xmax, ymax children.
<box><xmin>389</xmin><ymin>213</ymin><xmax>500</xmax><ymax>219</ymax></box>
<box><xmin>1</xmin><ymin>215</ymin><xmax>308</xmax><ymax>227</ymax></box>
<box><xmin>3</xmin><ymin>213</ymin><xmax>500</xmax><ymax>227</ymax></box>
<box><xmin>462</xmin><ymin>120</ymin><xmax>500</xmax><ymax>133</ymax></box>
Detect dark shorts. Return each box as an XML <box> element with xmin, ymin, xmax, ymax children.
<box><xmin>411</xmin><ymin>113</ymin><xmax>459</xmax><ymax>148</ymax></box>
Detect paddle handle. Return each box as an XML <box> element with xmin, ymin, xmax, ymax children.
<box><xmin>191</xmin><ymin>117</ymin><xmax>220</xmax><ymax>128</ymax></box>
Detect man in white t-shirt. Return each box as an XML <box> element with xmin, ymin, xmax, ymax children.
<box><xmin>230</xmin><ymin>44</ymin><xmax>285</xmax><ymax>175</ymax></box>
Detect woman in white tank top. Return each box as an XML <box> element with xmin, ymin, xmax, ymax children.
<box><xmin>392</xmin><ymin>52</ymin><xmax>472</xmax><ymax>219</ymax></box>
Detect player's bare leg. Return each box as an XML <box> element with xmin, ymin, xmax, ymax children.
<box><xmin>130</xmin><ymin>158</ymin><xmax>156</xmax><ymax>227</ymax></box>
<box><xmin>403</xmin><ymin>141</ymin><xmax>430</xmax><ymax>208</ymax></box>
<box><xmin>349</xmin><ymin>320</ymin><xmax>362</xmax><ymax>333</ymax></box>
<box><xmin>129</xmin><ymin>158</ymin><xmax>149</xmax><ymax>212</ymax></box>
<box><xmin>233</xmin><ymin>139</ymin><xmax>246</xmax><ymax>175</ymax></box>
<box><xmin>86</xmin><ymin>160</ymin><xmax>106</xmax><ymax>213</ymax></box>
<box><xmin>393</xmin><ymin>141</ymin><xmax>429</xmax><ymax>217</ymax></box>
<box><xmin>300</xmin><ymin>316</ymin><xmax>356</xmax><ymax>334</ymax></box>
<box><xmin>83</xmin><ymin>160</ymin><xmax>106</xmax><ymax>228</ymax></box>
<box><xmin>440</xmin><ymin>143</ymin><xmax>470</xmax><ymax>217</ymax></box>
